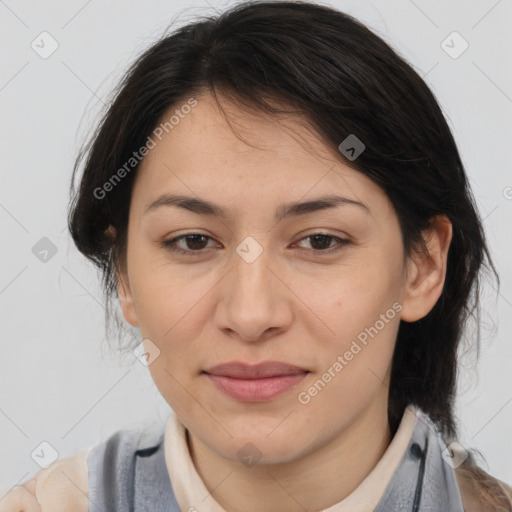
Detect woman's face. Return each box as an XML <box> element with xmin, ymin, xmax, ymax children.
<box><xmin>117</xmin><ymin>92</ymin><xmax>428</xmax><ymax>465</ymax></box>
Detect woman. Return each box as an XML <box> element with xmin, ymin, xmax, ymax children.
<box><xmin>2</xmin><ymin>1</ymin><xmax>511</xmax><ymax>510</ymax></box>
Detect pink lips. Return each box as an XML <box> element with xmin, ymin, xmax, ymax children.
<box><xmin>203</xmin><ymin>361</ymin><xmax>309</xmax><ymax>402</ymax></box>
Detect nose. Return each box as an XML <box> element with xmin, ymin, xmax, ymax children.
<box><xmin>214</xmin><ymin>241</ymin><xmax>293</xmax><ymax>343</ymax></box>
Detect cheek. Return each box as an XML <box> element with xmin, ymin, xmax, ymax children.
<box><xmin>346</xmin><ymin>253</ymin><xmax>403</xmax><ymax>320</ymax></box>
<box><xmin>334</xmin><ymin>290</ymin><xmax>401</xmax><ymax>383</ymax></box>
<box><xmin>303</xmin><ymin>260</ymin><xmax>402</xmax><ymax>397</ymax></box>
<box><xmin>145</xmin><ymin>355</ymin><xmax>200</xmax><ymax>419</ymax></box>
<box><xmin>127</xmin><ymin>253</ymin><xmax>199</xmax><ymax>337</ymax></box>
<box><xmin>305</xmin><ymin>257</ymin><xmax>402</xmax><ymax>342</ymax></box>
<box><xmin>298</xmin><ymin>314</ymin><xmax>398</xmax><ymax>421</ymax></box>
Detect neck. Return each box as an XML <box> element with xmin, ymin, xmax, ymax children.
<box><xmin>187</xmin><ymin>388</ymin><xmax>392</xmax><ymax>512</ymax></box>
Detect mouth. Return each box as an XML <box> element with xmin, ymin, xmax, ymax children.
<box><xmin>203</xmin><ymin>360</ymin><xmax>309</xmax><ymax>378</ymax></box>
<box><xmin>202</xmin><ymin>361</ymin><xmax>310</xmax><ymax>402</ymax></box>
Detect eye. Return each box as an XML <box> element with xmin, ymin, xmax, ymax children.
<box><xmin>294</xmin><ymin>233</ymin><xmax>350</xmax><ymax>253</ymax></box>
<box><xmin>160</xmin><ymin>233</ymin><xmax>217</xmax><ymax>255</ymax></box>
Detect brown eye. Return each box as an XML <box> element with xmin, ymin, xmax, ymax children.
<box><xmin>161</xmin><ymin>234</ymin><xmax>216</xmax><ymax>255</ymax></box>
<box><xmin>296</xmin><ymin>233</ymin><xmax>350</xmax><ymax>253</ymax></box>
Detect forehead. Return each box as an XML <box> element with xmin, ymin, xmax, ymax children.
<box><xmin>130</xmin><ymin>92</ymin><xmax>386</xmax><ymax>215</ymax></box>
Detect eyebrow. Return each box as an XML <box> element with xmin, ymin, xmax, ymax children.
<box><xmin>144</xmin><ymin>194</ymin><xmax>370</xmax><ymax>222</ymax></box>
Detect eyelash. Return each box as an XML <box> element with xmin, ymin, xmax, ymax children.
<box><xmin>160</xmin><ymin>233</ymin><xmax>351</xmax><ymax>256</ymax></box>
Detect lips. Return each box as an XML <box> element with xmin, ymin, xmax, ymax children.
<box><xmin>202</xmin><ymin>361</ymin><xmax>310</xmax><ymax>402</ymax></box>
<box><xmin>203</xmin><ymin>360</ymin><xmax>309</xmax><ymax>379</ymax></box>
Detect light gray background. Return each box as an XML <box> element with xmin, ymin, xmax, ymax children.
<box><xmin>1</xmin><ymin>0</ymin><xmax>511</xmax><ymax>497</ymax></box>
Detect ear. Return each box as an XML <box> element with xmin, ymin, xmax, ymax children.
<box><xmin>116</xmin><ymin>268</ymin><xmax>139</xmax><ymax>327</ymax></box>
<box><xmin>400</xmin><ymin>214</ymin><xmax>453</xmax><ymax>322</ymax></box>
<box><xmin>106</xmin><ymin>224</ymin><xmax>139</xmax><ymax>327</ymax></box>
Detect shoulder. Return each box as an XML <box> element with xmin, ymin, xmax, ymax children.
<box><xmin>455</xmin><ymin>456</ymin><xmax>512</xmax><ymax>512</ymax></box>
<box><xmin>0</xmin><ymin>448</ymin><xmax>90</xmax><ymax>512</ymax></box>
<box><xmin>403</xmin><ymin>407</ymin><xmax>511</xmax><ymax>511</ymax></box>
<box><xmin>1</xmin><ymin>424</ymin><xmax>166</xmax><ymax>512</ymax></box>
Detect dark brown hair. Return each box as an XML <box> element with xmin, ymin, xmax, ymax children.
<box><xmin>68</xmin><ymin>0</ymin><xmax>499</xmax><ymax>442</ymax></box>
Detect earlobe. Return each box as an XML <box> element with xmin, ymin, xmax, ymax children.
<box><xmin>400</xmin><ymin>215</ymin><xmax>453</xmax><ymax>322</ymax></box>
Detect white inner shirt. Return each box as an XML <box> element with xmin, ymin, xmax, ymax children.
<box><xmin>164</xmin><ymin>404</ymin><xmax>418</xmax><ymax>512</ymax></box>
